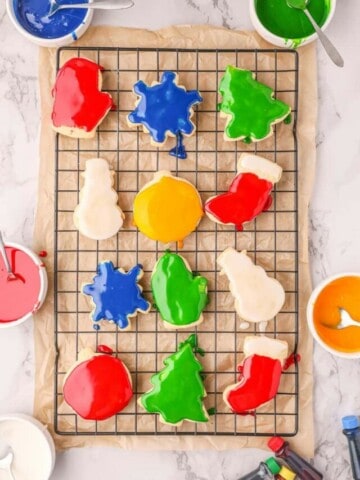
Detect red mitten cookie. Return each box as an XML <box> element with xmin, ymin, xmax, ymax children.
<box><xmin>63</xmin><ymin>346</ymin><xmax>133</xmax><ymax>420</ymax></box>
<box><xmin>52</xmin><ymin>57</ymin><xmax>114</xmax><ymax>139</ymax></box>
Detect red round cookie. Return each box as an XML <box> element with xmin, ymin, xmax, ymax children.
<box><xmin>63</xmin><ymin>353</ymin><xmax>133</xmax><ymax>420</ymax></box>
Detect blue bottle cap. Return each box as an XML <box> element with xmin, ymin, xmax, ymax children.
<box><xmin>342</xmin><ymin>415</ymin><xmax>360</xmax><ymax>430</ymax></box>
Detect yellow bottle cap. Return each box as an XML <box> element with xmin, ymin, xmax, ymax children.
<box><xmin>279</xmin><ymin>466</ymin><xmax>296</xmax><ymax>480</ymax></box>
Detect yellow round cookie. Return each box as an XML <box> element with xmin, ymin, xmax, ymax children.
<box><xmin>133</xmin><ymin>171</ymin><xmax>203</xmax><ymax>248</ymax></box>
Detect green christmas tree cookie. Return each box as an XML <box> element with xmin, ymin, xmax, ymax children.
<box><xmin>218</xmin><ymin>66</ymin><xmax>291</xmax><ymax>143</ymax></box>
<box><xmin>139</xmin><ymin>334</ymin><xmax>209</xmax><ymax>426</ymax></box>
<box><xmin>151</xmin><ymin>251</ymin><xmax>208</xmax><ymax>329</ymax></box>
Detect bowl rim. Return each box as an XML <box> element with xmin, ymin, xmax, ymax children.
<box><xmin>307</xmin><ymin>272</ymin><xmax>360</xmax><ymax>359</ymax></box>
<box><xmin>249</xmin><ymin>0</ymin><xmax>337</xmax><ymax>48</ymax></box>
<box><xmin>6</xmin><ymin>0</ymin><xmax>94</xmax><ymax>47</ymax></box>
<box><xmin>0</xmin><ymin>242</ymin><xmax>48</xmax><ymax>329</ymax></box>
<box><xmin>0</xmin><ymin>413</ymin><xmax>56</xmax><ymax>479</ymax></box>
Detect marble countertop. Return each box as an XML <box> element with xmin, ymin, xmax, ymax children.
<box><xmin>0</xmin><ymin>1</ymin><xmax>358</xmax><ymax>478</ymax></box>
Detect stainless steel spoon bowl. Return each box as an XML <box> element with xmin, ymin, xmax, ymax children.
<box><xmin>48</xmin><ymin>0</ymin><xmax>134</xmax><ymax>17</ymax></box>
<box><xmin>286</xmin><ymin>0</ymin><xmax>344</xmax><ymax>67</ymax></box>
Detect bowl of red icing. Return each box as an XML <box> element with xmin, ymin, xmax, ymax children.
<box><xmin>0</xmin><ymin>243</ymin><xmax>48</xmax><ymax>328</ymax></box>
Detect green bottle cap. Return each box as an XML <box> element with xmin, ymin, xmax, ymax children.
<box><xmin>265</xmin><ymin>457</ymin><xmax>281</xmax><ymax>475</ymax></box>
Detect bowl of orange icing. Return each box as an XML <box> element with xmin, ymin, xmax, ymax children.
<box><xmin>307</xmin><ymin>273</ymin><xmax>360</xmax><ymax>358</ymax></box>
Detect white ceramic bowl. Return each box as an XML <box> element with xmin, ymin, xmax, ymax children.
<box><xmin>249</xmin><ymin>0</ymin><xmax>337</xmax><ymax>48</ymax></box>
<box><xmin>0</xmin><ymin>242</ymin><xmax>48</xmax><ymax>329</ymax></box>
<box><xmin>307</xmin><ymin>272</ymin><xmax>360</xmax><ymax>359</ymax></box>
<box><xmin>0</xmin><ymin>414</ymin><xmax>56</xmax><ymax>480</ymax></box>
<box><xmin>6</xmin><ymin>0</ymin><xmax>93</xmax><ymax>48</ymax></box>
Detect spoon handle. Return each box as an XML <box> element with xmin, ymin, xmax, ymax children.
<box><xmin>59</xmin><ymin>0</ymin><xmax>134</xmax><ymax>10</ymax></box>
<box><xmin>304</xmin><ymin>8</ymin><xmax>344</xmax><ymax>68</ymax></box>
<box><xmin>0</xmin><ymin>232</ymin><xmax>12</xmax><ymax>275</ymax></box>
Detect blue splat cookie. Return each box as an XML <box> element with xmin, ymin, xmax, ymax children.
<box><xmin>128</xmin><ymin>71</ymin><xmax>202</xmax><ymax>158</ymax></box>
<box><xmin>82</xmin><ymin>261</ymin><xmax>151</xmax><ymax>330</ymax></box>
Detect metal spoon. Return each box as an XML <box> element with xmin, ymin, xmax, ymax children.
<box><xmin>335</xmin><ymin>308</ymin><xmax>360</xmax><ymax>330</ymax></box>
<box><xmin>286</xmin><ymin>0</ymin><xmax>344</xmax><ymax>68</ymax></box>
<box><xmin>0</xmin><ymin>232</ymin><xmax>16</xmax><ymax>281</ymax></box>
<box><xmin>48</xmin><ymin>0</ymin><xmax>134</xmax><ymax>17</ymax></box>
<box><xmin>0</xmin><ymin>450</ymin><xmax>15</xmax><ymax>480</ymax></box>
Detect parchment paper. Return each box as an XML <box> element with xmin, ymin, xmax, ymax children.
<box><xmin>33</xmin><ymin>25</ymin><xmax>317</xmax><ymax>457</ymax></box>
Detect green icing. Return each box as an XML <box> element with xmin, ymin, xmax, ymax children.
<box><xmin>218</xmin><ymin>66</ymin><xmax>291</xmax><ymax>142</ymax></box>
<box><xmin>151</xmin><ymin>251</ymin><xmax>208</xmax><ymax>328</ymax></box>
<box><xmin>140</xmin><ymin>334</ymin><xmax>209</xmax><ymax>424</ymax></box>
<box><xmin>255</xmin><ymin>0</ymin><xmax>331</xmax><ymax>39</ymax></box>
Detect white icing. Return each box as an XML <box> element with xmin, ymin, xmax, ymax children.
<box><xmin>243</xmin><ymin>335</ymin><xmax>288</xmax><ymax>365</ymax></box>
<box><xmin>73</xmin><ymin>158</ymin><xmax>124</xmax><ymax>241</ymax></box>
<box><xmin>237</xmin><ymin>153</ymin><xmax>283</xmax><ymax>183</ymax></box>
<box><xmin>217</xmin><ymin>248</ymin><xmax>285</xmax><ymax>323</ymax></box>
<box><xmin>0</xmin><ymin>419</ymin><xmax>53</xmax><ymax>480</ymax></box>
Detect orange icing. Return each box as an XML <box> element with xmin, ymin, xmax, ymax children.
<box><xmin>313</xmin><ymin>276</ymin><xmax>360</xmax><ymax>353</ymax></box>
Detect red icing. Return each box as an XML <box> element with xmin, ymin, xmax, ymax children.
<box><xmin>0</xmin><ymin>247</ymin><xmax>41</xmax><ymax>322</ymax></box>
<box><xmin>97</xmin><ymin>345</ymin><xmax>113</xmax><ymax>354</ymax></box>
<box><xmin>52</xmin><ymin>58</ymin><xmax>114</xmax><ymax>132</ymax></box>
<box><xmin>283</xmin><ymin>353</ymin><xmax>301</xmax><ymax>371</ymax></box>
<box><xmin>205</xmin><ymin>172</ymin><xmax>273</xmax><ymax>230</ymax></box>
<box><xmin>38</xmin><ymin>251</ymin><xmax>47</xmax><ymax>258</ymax></box>
<box><xmin>226</xmin><ymin>354</ymin><xmax>282</xmax><ymax>413</ymax></box>
<box><xmin>63</xmin><ymin>353</ymin><xmax>133</xmax><ymax>420</ymax></box>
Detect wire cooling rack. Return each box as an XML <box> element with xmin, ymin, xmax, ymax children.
<box><xmin>54</xmin><ymin>46</ymin><xmax>299</xmax><ymax>436</ymax></box>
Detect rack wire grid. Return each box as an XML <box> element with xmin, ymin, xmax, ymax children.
<box><xmin>54</xmin><ymin>46</ymin><xmax>299</xmax><ymax>436</ymax></box>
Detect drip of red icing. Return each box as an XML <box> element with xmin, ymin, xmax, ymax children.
<box><xmin>205</xmin><ymin>172</ymin><xmax>273</xmax><ymax>230</ymax></box>
<box><xmin>52</xmin><ymin>58</ymin><xmax>114</xmax><ymax>132</ymax></box>
<box><xmin>0</xmin><ymin>247</ymin><xmax>41</xmax><ymax>322</ymax></box>
<box><xmin>226</xmin><ymin>354</ymin><xmax>282</xmax><ymax>413</ymax></box>
<box><xmin>63</xmin><ymin>353</ymin><xmax>133</xmax><ymax>420</ymax></box>
<box><xmin>283</xmin><ymin>353</ymin><xmax>301</xmax><ymax>371</ymax></box>
<box><xmin>38</xmin><ymin>251</ymin><xmax>47</xmax><ymax>258</ymax></box>
<box><xmin>97</xmin><ymin>345</ymin><xmax>113</xmax><ymax>355</ymax></box>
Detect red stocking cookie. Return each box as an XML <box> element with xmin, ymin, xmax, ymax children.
<box><xmin>223</xmin><ymin>336</ymin><xmax>288</xmax><ymax>413</ymax></box>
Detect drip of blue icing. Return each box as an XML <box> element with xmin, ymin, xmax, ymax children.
<box><xmin>169</xmin><ymin>132</ymin><xmax>187</xmax><ymax>159</ymax></box>
<box><xmin>13</xmin><ymin>0</ymin><xmax>88</xmax><ymax>39</ymax></box>
<box><xmin>128</xmin><ymin>71</ymin><xmax>203</xmax><ymax>144</ymax></box>
<box><xmin>83</xmin><ymin>261</ymin><xmax>150</xmax><ymax>330</ymax></box>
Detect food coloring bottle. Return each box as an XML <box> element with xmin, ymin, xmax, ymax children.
<box><xmin>239</xmin><ymin>457</ymin><xmax>281</xmax><ymax>480</ymax></box>
<box><xmin>342</xmin><ymin>415</ymin><xmax>360</xmax><ymax>480</ymax></box>
<box><xmin>268</xmin><ymin>436</ymin><xmax>322</xmax><ymax>479</ymax></box>
<box><xmin>277</xmin><ymin>465</ymin><xmax>296</xmax><ymax>479</ymax></box>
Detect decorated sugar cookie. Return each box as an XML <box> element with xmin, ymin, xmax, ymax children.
<box><xmin>133</xmin><ymin>171</ymin><xmax>203</xmax><ymax>248</ymax></box>
<box><xmin>82</xmin><ymin>261</ymin><xmax>150</xmax><ymax>330</ymax></box>
<box><xmin>52</xmin><ymin>57</ymin><xmax>114</xmax><ymax>138</ymax></box>
<box><xmin>63</xmin><ymin>346</ymin><xmax>133</xmax><ymax>420</ymax></box>
<box><xmin>139</xmin><ymin>334</ymin><xmax>209</xmax><ymax>426</ymax></box>
<box><xmin>217</xmin><ymin>248</ymin><xmax>285</xmax><ymax>326</ymax></box>
<box><xmin>74</xmin><ymin>158</ymin><xmax>124</xmax><ymax>241</ymax></box>
<box><xmin>218</xmin><ymin>66</ymin><xmax>291</xmax><ymax>143</ymax></box>
<box><xmin>223</xmin><ymin>336</ymin><xmax>289</xmax><ymax>413</ymax></box>
<box><xmin>128</xmin><ymin>71</ymin><xmax>203</xmax><ymax>159</ymax></box>
<box><xmin>151</xmin><ymin>251</ymin><xmax>208</xmax><ymax>329</ymax></box>
<box><xmin>205</xmin><ymin>153</ymin><xmax>282</xmax><ymax>231</ymax></box>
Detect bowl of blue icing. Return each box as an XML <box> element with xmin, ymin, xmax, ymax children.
<box><xmin>6</xmin><ymin>0</ymin><xmax>93</xmax><ymax>47</ymax></box>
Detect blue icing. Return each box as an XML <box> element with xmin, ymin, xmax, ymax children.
<box><xmin>169</xmin><ymin>132</ymin><xmax>187</xmax><ymax>160</ymax></box>
<box><xmin>13</xmin><ymin>0</ymin><xmax>88</xmax><ymax>39</ymax></box>
<box><xmin>128</xmin><ymin>71</ymin><xmax>202</xmax><ymax>144</ymax></box>
<box><xmin>83</xmin><ymin>261</ymin><xmax>150</xmax><ymax>330</ymax></box>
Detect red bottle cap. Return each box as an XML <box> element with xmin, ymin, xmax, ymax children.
<box><xmin>268</xmin><ymin>436</ymin><xmax>285</xmax><ymax>452</ymax></box>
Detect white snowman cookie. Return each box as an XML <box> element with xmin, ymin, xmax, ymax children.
<box><xmin>217</xmin><ymin>248</ymin><xmax>285</xmax><ymax>326</ymax></box>
<box><xmin>74</xmin><ymin>158</ymin><xmax>124</xmax><ymax>241</ymax></box>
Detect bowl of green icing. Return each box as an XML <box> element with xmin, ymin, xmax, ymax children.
<box><xmin>250</xmin><ymin>0</ymin><xmax>336</xmax><ymax>48</ymax></box>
